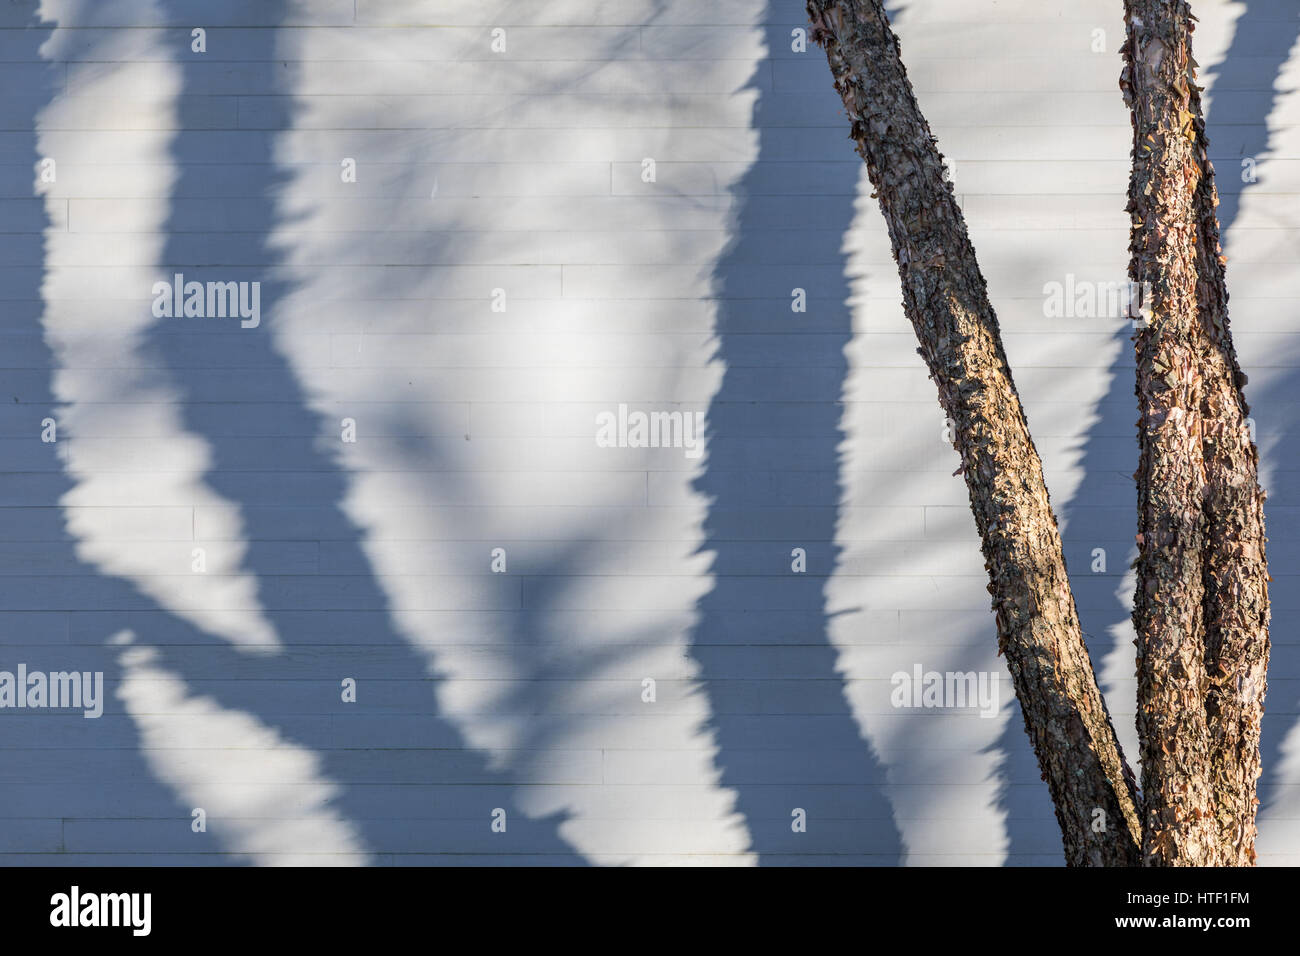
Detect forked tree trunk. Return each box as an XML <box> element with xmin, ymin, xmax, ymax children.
<box><xmin>1121</xmin><ymin>0</ymin><xmax>1270</xmax><ymax>866</ymax></box>
<box><xmin>807</xmin><ymin>0</ymin><xmax>1142</xmax><ymax>865</ymax></box>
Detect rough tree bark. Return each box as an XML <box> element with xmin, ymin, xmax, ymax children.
<box><xmin>1121</xmin><ymin>0</ymin><xmax>1270</xmax><ymax>866</ymax></box>
<box><xmin>1120</xmin><ymin>1</ymin><xmax>1219</xmax><ymax>867</ymax></box>
<box><xmin>807</xmin><ymin>0</ymin><xmax>1142</xmax><ymax>865</ymax></box>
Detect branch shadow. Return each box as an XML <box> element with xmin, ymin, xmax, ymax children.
<box><xmin>686</xmin><ymin>10</ymin><xmax>902</xmax><ymax>864</ymax></box>
<box><xmin>0</xmin><ymin>1</ymin><xmax>233</xmax><ymax>865</ymax></box>
<box><xmin>128</xmin><ymin>0</ymin><xmax>586</xmax><ymax>863</ymax></box>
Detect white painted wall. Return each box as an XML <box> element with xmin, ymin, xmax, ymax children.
<box><xmin>0</xmin><ymin>0</ymin><xmax>1295</xmax><ymax>865</ymax></box>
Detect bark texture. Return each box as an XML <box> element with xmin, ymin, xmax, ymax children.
<box><xmin>1183</xmin><ymin>24</ymin><xmax>1270</xmax><ymax>872</ymax></box>
<box><xmin>808</xmin><ymin>0</ymin><xmax>1142</xmax><ymax>865</ymax></box>
<box><xmin>1121</xmin><ymin>1</ymin><xmax>1218</xmax><ymax>867</ymax></box>
<box><xmin>1121</xmin><ymin>0</ymin><xmax>1270</xmax><ymax>866</ymax></box>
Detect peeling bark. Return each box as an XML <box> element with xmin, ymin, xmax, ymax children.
<box><xmin>1184</xmin><ymin>28</ymin><xmax>1269</xmax><ymax>871</ymax></box>
<box><xmin>1121</xmin><ymin>1</ymin><xmax>1218</xmax><ymax>867</ymax></box>
<box><xmin>1122</xmin><ymin>0</ymin><xmax>1270</xmax><ymax>866</ymax></box>
<box><xmin>808</xmin><ymin>0</ymin><xmax>1142</xmax><ymax>865</ymax></box>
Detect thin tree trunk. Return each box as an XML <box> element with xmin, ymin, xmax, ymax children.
<box><xmin>1194</xmin><ymin>155</ymin><xmax>1270</xmax><ymax>865</ymax></box>
<box><xmin>1121</xmin><ymin>0</ymin><xmax>1270</xmax><ymax>866</ymax></box>
<box><xmin>1183</xmin><ymin>24</ymin><xmax>1270</xmax><ymax>870</ymax></box>
<box><xmin>808</xmin><ymin>0</ymin><xmax>1142</xmax><ymax>865</ymax></box>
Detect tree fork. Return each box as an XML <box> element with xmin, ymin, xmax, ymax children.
<box><xmin>808</xmin><ymin>0</ymin><xmax>1142</xmax><ymax>865</ymax></box>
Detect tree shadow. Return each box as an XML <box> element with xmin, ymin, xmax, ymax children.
<box><xmin>687</xmin><ymin>10</ymin><xmax>902</xmax><ymax>864</ymax></box>
<box><xmin>124</xmin><ymin>0</ymin><xmax>586</xmax><ymax>863</ymax></box>
<box><xmin>0</xmin><ymin>0</ymin><xmax>235</xmax><ymax>865</ymax></box>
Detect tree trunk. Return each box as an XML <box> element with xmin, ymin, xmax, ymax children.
<box><xmin>1121</xmin><ymin>0</ymin><xmax>1219</xmax><ymax>867</ymax></box>
<box><xmin>1182</xmin><ymin>16</ymin><xmax>1270</xmax><ymax>870</ymax></box>
<box><xmin>807</xmin><ymin>0</ymin><xmax>1142</xmax><ymax>865</ymax></box>
<box><xmin>1121</xmin><ymin>0</ymin><xmax>1270</xmax><ymax>866</ymax></box>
